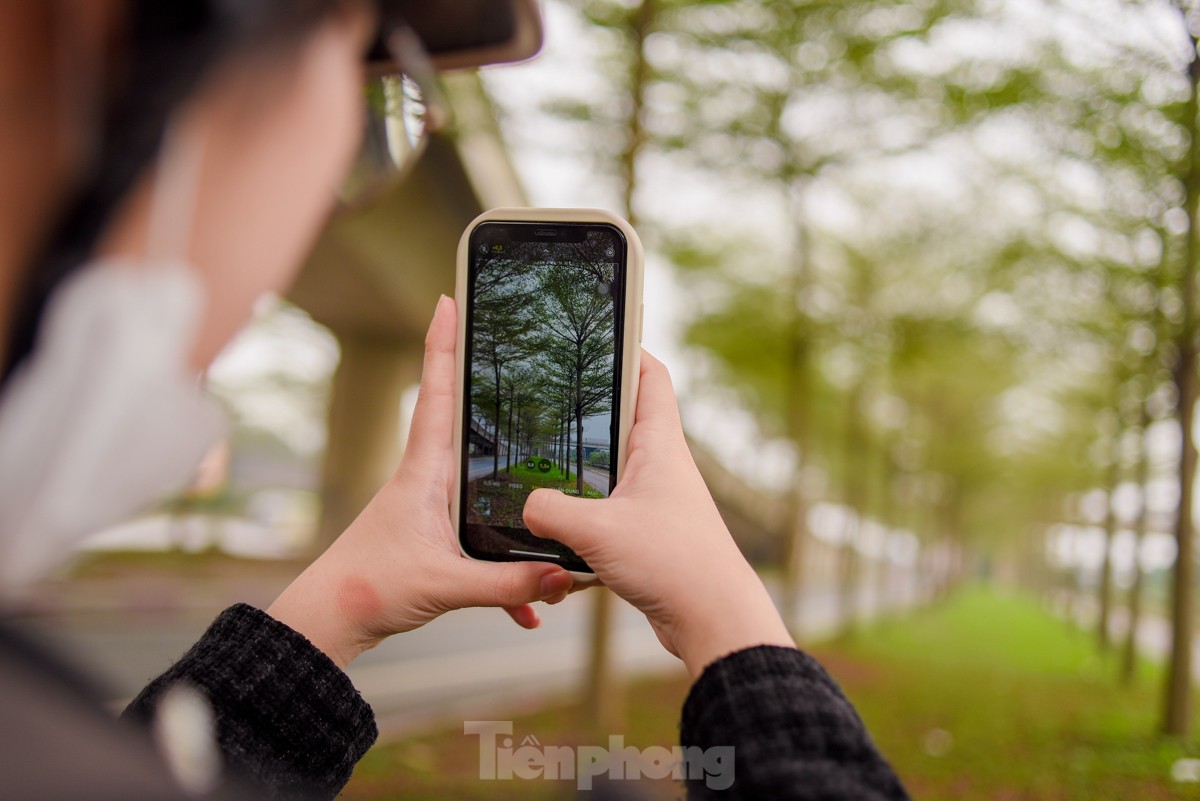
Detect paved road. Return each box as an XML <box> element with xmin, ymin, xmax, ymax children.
<box><xmin>467</xmin><ymin>454</ymin><xmax>505</xmax><ymax>481</ymax></box>
<box><xmin>582</xmin><ymin>467</ymin><xmax>611</xmax><ymax>496</ymax></box>
<box><xmin>15</xmin><ymin>573</ymin><xmax>920</xmax><ymax>737</ymax></box>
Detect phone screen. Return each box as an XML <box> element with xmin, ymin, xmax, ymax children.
<box><xmin>459</xmin><ymin>221</ymin><xmax>628</xmax><ymax>572</ymax></box>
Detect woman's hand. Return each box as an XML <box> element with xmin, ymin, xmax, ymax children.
<box><xmin>522</xmin><ymin>352</ymin><xmax>795</xmax><ymax>679</ymax></box>
<box><xmin>266</xmin><ymin>296</ymin><xmax>573</xmax><ymax>668</ymax></box>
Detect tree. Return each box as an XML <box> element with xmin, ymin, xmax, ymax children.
<box><xmin>500</xmin><ymin>364</ymin><xmax>538</xmax><ymax>473</ymax></box>
<box><xmin>1157</xmin><ymin>0</ymin><xmax>1200</xmax><ymax>737</ymax></box>
<box><xmin>1121</xmin><ymin>392</ymin><xmax>1155</xmax><ymax>685</ymax></box>
<box><xmin>471</xmin><ymin>257</ymin><xmax>537</xmax><ymax>477</ymax></box>
<box><xmin>527</xmin><ymin>0</ymin><xmax>660</xmax><ymax>734</ymax></box>
<box><xmin>538</xmin><ymin>258</ymin><xmax>617</xmax><ymax>495</ymax></box>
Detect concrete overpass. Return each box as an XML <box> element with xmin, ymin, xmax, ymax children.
<box><xmin>467</xmin><ymin>418</ymin><xmax>497</xmax><ymax>456</ymax></box>
<box><xmin>287</xmin><ymin>73</ymin><xmax>527</xmax><ymax>544</ymax></box>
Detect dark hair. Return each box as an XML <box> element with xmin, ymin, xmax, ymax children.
<box><xmin>2</xmin><ymin>0</ymin><xmax>347</xmax><ymax>383</ymax></box>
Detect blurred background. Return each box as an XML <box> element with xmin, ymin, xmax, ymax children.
<box><xmin>14</xmin><ymin>0</ymin><xmax>1200</xmax><ymax>798</ymax></box>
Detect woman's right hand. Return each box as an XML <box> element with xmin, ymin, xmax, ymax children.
<box><xmin>522</xmin><ymin>352</ymin><xmax>795</xmax><ymax>679</ymax></box>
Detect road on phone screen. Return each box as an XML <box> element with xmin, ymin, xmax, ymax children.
<box><xmin>467</xmin><ymin>454</ymin><xmax>502</xmax><ymax>481</ymax></box>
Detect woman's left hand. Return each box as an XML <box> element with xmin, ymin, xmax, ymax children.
<box><xmin>266</xmin><ymin>296</ymin><xmax>574</xmax><ymax>668</ymax></box>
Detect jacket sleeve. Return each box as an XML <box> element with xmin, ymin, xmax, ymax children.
<box><xmin>121</xmin><ymin>603</ymin><xmax>377</xmax><ymax>801</ymax></box>
<box><xmin>680</xmin><ymin>645</ymin><xmax>910</xmax><ymax>801</ymax></box>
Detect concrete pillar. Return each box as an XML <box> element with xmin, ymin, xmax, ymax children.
<box><xmin>317</xmin><ymin>333</ymin><xmax>423</xmax><ymax>549</ymax></box>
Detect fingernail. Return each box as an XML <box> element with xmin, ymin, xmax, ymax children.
<box><xmin>540</xmin><ymin>570</ymin><xmax>570</xmax><ymax>599</ymax></box>
<box><xmin>545</xmin><ymin>590</ymin><xmax>569</xmax><ymax>605</ymax></box>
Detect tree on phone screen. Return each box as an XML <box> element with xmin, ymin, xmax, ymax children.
<box><xmin>472</xmin><ymin>259</ymin><xmax>536</xmax><ymax>478</ymax></box>
<box><xmin>537</xmin><ymin>258</ymin><xmax>616</xmax><ymax>496</ymax></box>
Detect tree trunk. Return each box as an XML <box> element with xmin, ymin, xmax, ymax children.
<box><xmin>937</xmin><ymin>493</ymin><xmax>965</xmax><ymax>599</ymax></box>
<box><xmin>1122</xmin><ymin>407</ymin><xmax>1151</xmax><ymax>686</ymax></box>
<box><xmin>557</xmin><ymin>413</ymin><xmax>564</xmax><ymax>476</ymax></box>
<box><xmin>514</xmin><ymin>409</ymin><xmax>522</xmax><ymax>466</ymax></box>
<box><xmin>1164</xmin><ymin>27</ymin><xmax>1200</xmax><ymax>739</ymax></box>
<box><xmin>582</xmin><ymin>0</ymin><xmax>656</xmax><ymax>737</ymax></box>
<box><xmin>838</xmin><ymin>380</ymin><xmax>866</xmax><ymax>631</ymax></box>
<box><xmin>779</xmin><ymin>200</ymin><xmax>811</xmax><ymax>635</ymax></box>
<box><xmin>318</xmin><ymin>335</ymin><xmax>419</xmax><ymax>548</ymax></box>
<box><xmin>492</xmin><ymin>365</ymin><xmax>502</xmax><ymax>479</ymax></box>
<box><xmin>564</xmin><ymin>415</ymin><xmax>571</xmax><ymax>481</ymax></box>
<box><xmin>779</xmin><ymin>469</ymin><xmax>808</xmax><ymax>634</ymax></box>
<box><xmin>505</xmin><ymin>389</ymin><xmax>514</xmax><ymax>474</ymax></box>
<box><xmin>584</xmin><ymin>587</ymin><xmax>621</xmax><ymax>735</ymax></box>
<box><xmin>1097</xmin><ymin>433</ymin><xmax>1121</xmax><ymax>653</ymax></box>
<box><xmin>838</xmin><ymin>517</ymin><xmax>860</xmax><ymax>632</ymax></box>
<box><xmin>1165</xmin><ymin>355</ymin><xmax>1196</xmax><ymax>736</ymax></box>
<box><xmin>873</xmin><ymin>437</ymin><xmax>896</xmax><ymax>617</ymax></box>
<box><xmin>576</xmin><ymin>407</ymin><xmax>585</xmax><ymax>496</ymax></box>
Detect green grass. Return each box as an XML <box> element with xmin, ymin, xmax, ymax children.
<box><xmin>506</xmin><ymin>460</ymin><xmax>605</xmax><ymax>498</ymax></box>
<box><xmin>345</xmin><ymin>674</ymin><xmax>691</xmax><ymax>800</ymax></box>
<box><xmin>343</xmin><ymin>587</ymin><xmax>1199</xmax><ymax>800</ymax></box>
<box><xmin>818</xmin><ymin>588</ymin><xmax>1196</xmax><ymax>800</ymax></box>
<box><xmin>468</xmin><ymin>461</ymin><xmax>605</xmax><ymax>528</ymax></box>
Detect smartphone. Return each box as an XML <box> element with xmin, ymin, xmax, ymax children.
<box><xmin>451</xmin><ymin>208</ymin><xmax>644</xmax><ymax>579</ymax></box>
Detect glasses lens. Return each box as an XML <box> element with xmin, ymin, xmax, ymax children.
<box><xmin>342</xmin><ymin>73</ymin><xmax>429</xmax><ymax>205</ymax></box>
<box><xmin>377</xmin><ymin>73</ymin><xmax>427</xmax><ymax>158</ymax></box>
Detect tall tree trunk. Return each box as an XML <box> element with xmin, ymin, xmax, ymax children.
<box><xmin>564</xmin><ymin>415</ymin><xmax>571</xmax><ymax>481</ymax></box>
<box><xmin>873</xmin><ymin>435</ymin><xmax>896</xmax><ymax>617</ymax></box>
<box><xmin>584</xmin><ymin>586</ymin><xmax>619</xmax><ymax>734</ymax></box>
<box><xmin>838</xmin><ymin>381</ymin><xmax>866</xmax><ymax>631</ymax></box>
<box><xmin>492</xmin><ymin>364</ymin><xmax>502</xmax><ymax>479</ymax></box>
<box><xmin>505</xmin><ymin>389</ymin><xmax>514</xmax><ymax>474</ymax></box>
<box><xmin>514</xmin><ymin>409</ymin><xmax>522</xmax><ymax>465</ymax></box>
<box><xmin>584</xmin><ymin>0</ymin><xmax>656</xmax><ymax>739</ymax></box>
<box><xmin>839</xmin><ymin>517</ymin><xmax>860</xmax><ymax>631</ymax></box>
<box><xmin>779</xmin><ymin>192</ymin><xmax>811</xmax><ymax>635</ymax></box>
<box><xmin>1164</xmin><ymin>24</ymin><xmax>1200</xmax><ymax>738</ymax></box>
<box><xmin>1122</xmin><ymin>405</ymin><xmax>1151</xmax><ymax>686</ymax></box>
<box><xmin>506</xmin><ymin>388</ymin><xmax>516</xmax><ymax>474</ymax></box>
<box><xmin>558</xmin><ymin>413</ymin><xmax>565</xmax><ymax>477</ymax></box>
<box><xmin>779</xmin><ymin>466</ymin><xmax>808</xmax><ymax>634</ymax></box>
<box><xmin>576</xmin><ymin>407</ymin><xmax>585</xmax><ymax>496</ymax></box>
<box><xmin>937</xmin><ymin>492</ymin><xmax>965</xmax><ymax>599</ymax></box>
<box><xmin>1097</xmin><ymin>430</ymin><xmax>1121</xmax><ymax>653</ymax></box>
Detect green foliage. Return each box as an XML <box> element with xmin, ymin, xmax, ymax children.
<box><xmin>587</xmin><ymin>449</ymin><xmax>611</xmax><ymax>468</ymax></box>
<box><xmin>824</xmin><ymin>589</ymin><xmax>1194</xmax><ymax>800</ymax></box>
<box><xmin>529</xmin><ymin>0</ymin><xmax>1200</xmax><ymax>565</ymax></box>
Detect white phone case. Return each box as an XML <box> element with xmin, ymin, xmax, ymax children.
<box><xmin>451</xmin><ymin>208</ymin><xmax>645</xmax><ymax>583</ymax></box>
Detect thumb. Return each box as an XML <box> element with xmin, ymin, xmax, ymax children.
<box><xmin>523</xmin><ymin>488</ymin><xmax>605</xmax><ymax>553</ymax></box>
<box><xmin>444</xmin><ymin>558</ymin><xmax>573</xmax><ymax>610</ymax></box>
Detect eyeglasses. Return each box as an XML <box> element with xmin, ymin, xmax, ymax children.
<box><xmin>341</xmin><ymin>20</ymin><xmax>449</xmax><ymax>208</ymax></box>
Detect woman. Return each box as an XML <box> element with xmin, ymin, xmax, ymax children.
<box><xmin>0</xmin><ymin>1</ymin><xmax>910</xmax><ymax>799</ymax></box>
